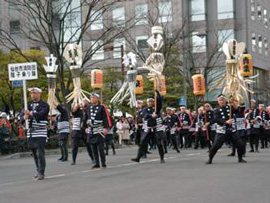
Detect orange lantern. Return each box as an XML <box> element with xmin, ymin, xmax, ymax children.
<box><xmin>91</xmin><ymin>69</ymin><xmax>103</xmax><ymax>89</ymax></box>
<box><xmin>192</xmin><ymin>74</ymin><xmax>205</xmax><ymax>96</ymax></box>
<box><xmin>154</xmin><ymin>75</ymin><xmax>166</xmax><ymax>96</ymax></box>
<box><xmin>239</xmin><ymin>54</ymin><xmax>253</xmax><ymax>77</ymax></box>
<box><xmin>135</xmin><ymin>75</ymin><xmax>143</xmax><ymax>95</ymax></box>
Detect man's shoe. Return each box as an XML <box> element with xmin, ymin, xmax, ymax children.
<box><xmin>33</xmin><ymin>174</ymin><xmax>39</xmax><ymax>179</ymax></box>
<box><xmin>146</xmin><ymin>151</ymin><xmax>151</xmax><ymax>154</ymax></box>
<box><xmin>160</xmin><ymin>159</ymin><xmax>165</xmax><ymax>164</ymax></box>
<box><xmin>37</xmin><ymin>174</ymin><xmax>45</xmax><ymax>180</ymax></box>
<box><xmin>91</xmin><ymin>165</ymin><xmax>100</xmax><ymax>170</ymax></box>
<box><xmin>131</xmin><ymin>158</ymin><xmax>140</xmax><ymax>163</ymax></box>
<box><xmin>58</xmin><ymin>157</ymin><xmax>63</xmax><ymax>161</ymax></box>
<box><xmin>176</xmin><ymin>149</ymin><xmax>180</xmax><ymax>153</ymax></box>
<box><xmin>206</xmin><ymin>159</ymin><xmax>212</xmax><ymax>164</ymax></box>
<box><xmin>71</xmin><ymin>161</ymin><xmax>76</xmax><ymax>165</ymax></box>
<box><xmin>61</xmin><ymin>158</ymin><xmax>68</xmax><ymax>162</ymax></box>
<box><xmin>239</xmin><ymin>158</ymin><xmax>247</xmax><ymax>163</ymax></box>
<box><xmin>102</xmin><ymin>164</ymin><xmax>107</xmax><ymax>168</ymax></box>
<box><xmin>249</xmin><ymin>149</ymin><xmax>254</xmax><ymax>153</ymax></box>
<box><xmin>227</xmin><ymin>153</ymin><xmax>235</xmax><ymax>157</ymax></box>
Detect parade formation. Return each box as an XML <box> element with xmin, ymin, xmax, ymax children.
<box><xmin>3</xmin><ymin>26</ymin><xmax>270</xmax><ymax>182</ymax></box>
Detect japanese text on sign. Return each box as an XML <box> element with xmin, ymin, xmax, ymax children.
<box><xmin>8</xmin><ymin>62</ymin><xmax>38</xmax><ymax>81</ymax></box>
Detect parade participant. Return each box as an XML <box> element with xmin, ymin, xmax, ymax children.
<box><xmin>247</xmin><ymin>99</ymin><xmax>261</xmax><ymax>153</ymax></box>
<box><xmin>203</xmin><ymin>103</ymin><xmax>216</xmax><ymax>150</ymax></box>
<box><xmin>194</xmin><ymin>107</ymin><xmax>206</xmax><ymax>149</ymax></box>
<box><xmin>259</xmin><ymin>104</ymin><xmax>269</xmax><ymax>149</ymax></box>
<box><xmin>84</xmin><ymin>93</ymin><xmax>109</xmax><ymax>169</ymax></box>
<box><xmin>54</xmin><ymin>101</ymin><xmax>70</xmax><ymax>162</ymax></box>
<box><xmin>135</xmin><ymin>100</ymin><xmax>144</xmax><ymax>146</ymax></box>
<box><xmin>70</xmin><ymin>101</ymin><xmax>94</xmax><ymax>165</ymax></box>
<box><xmin>164</xmin><ymin>107</ymin><xmax>180</xmax><ymax>153</ymax></box>
<box><xmin>131</xmin><ymin>90</ymin><xmax>165</xmax><ymax>163</ymax></box>
<box><xmin>264</xmin><ymin>106</ymin><xmax>270</xmax><ymax>146</ymax></box>
<box><xmin>23</xmin><ymin>87</ymin><xmax>49</xmax><ymax>180</ymax></box>
<box><xmin>228</xmin><ymin>99</ymin><xmax>247</xmax><ymax>156</ymax></box>
<box><xmin>206</xmin><ymin>94</ymin><xmax>246</xmax><ymax>164</ymax></box>
<box><xmin>178</xmin><ymin>106</ymin><xmax>191</xmax><ymax>148</ymax></box>
<box><xmin>105</xmin><ymin>105</ymin><xmax>116</xmax><ymax>156</ymax></box>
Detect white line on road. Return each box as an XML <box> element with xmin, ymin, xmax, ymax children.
<box><xmin>0</xmin><ymin>151</ymin><xmax>204</xmax><ymax>187</ymax></box>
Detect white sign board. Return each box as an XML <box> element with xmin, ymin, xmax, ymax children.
<box><xmin>8</xmin><ymin>62</ymin><xmax>38</xmax><ymax>81</ymax></box>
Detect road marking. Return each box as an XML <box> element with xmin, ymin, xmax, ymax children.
<box><xmin>0</xmin><ymin>151</ymin><xmax>205</xmax><ymax>187</ymax></box>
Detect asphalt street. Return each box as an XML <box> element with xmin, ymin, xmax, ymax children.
<box><xmin>1</xmin><ymin>146</ymin><xmax>270</xmax><ymax>203</ymax></box>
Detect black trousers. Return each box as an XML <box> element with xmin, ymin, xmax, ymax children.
<box><xmin>59</xmin><ymin>139</ymin><xmax>68</xmax><ymax>160</ymax></box>
<box><xmin>136</xmin><ymin>130</ymin><xmax>165</xmax><ymax>161</ymax></box>
<box><xmin>209</xmin><ymin>131</ymin><xmax>244</xmax><ymax>161</ymax></box>
<box><xmin>180</xmin><ymin>129</ymin><xmax>190</xmax><ymax>148</ymax></box>
<box><xmin>166</xmin><ymin>131</ymin><xmax>179</xmax><ymax>152</ymax></box>
<box><xmin>260</xmin><ymin>128</ymin><xmax>268</xmax><ymax>148</ymax></box>
<box><xmin>135</xmin><ymin>126</ymin><xmax>143</xmax><ymax>146</ymax></box>
<box><xmin>71</xmin><ymin>130</ymin><xmax>93</xmax><ymax>163</ymax></box>
<box><xmin>28</xmin><ymin>137</ymin><xmax>46</xmax><ymax>175</ymax></box>
<box><xmin>249</xmin><ymin>128</ymin><xmax>260</xmax><ymax>151</ymax></box>
<box><xmin>105</xmin><ymin>134</ymin><xmax>115</xmax><ymax>155</ymax></box>
<box><xmin>194</xmin><ymin>130</ymin><xmax>206</xmax><ymax>149</ymax></box>
<box><xmin>90</xmin><ymin>134</ymin><xmax>106</xmax><ymax>167</ymax></box>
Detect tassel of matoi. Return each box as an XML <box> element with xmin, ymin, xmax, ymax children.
<box><xmin>192</xmin><ymin>74</ymin><xmax>206</xmax><ymax>96</ymax></box>
<box><xmin>91</xmin><ymin>69</ymin><xmax>103</xmax><ymax>89</ymax></box>
<box><xmin>154</xmin><ymin>75</ymin><xmax>166</xmax><ymax>96</ymax></box>
<box><xmin>239</xmin><ymin>54</ymin><xmax>253</xmax><ymax>77</ymax></box>
<box><xmin>135</xmin><ymin>75</ymin><xmax>143</xmax><ymax>95</ymax></box>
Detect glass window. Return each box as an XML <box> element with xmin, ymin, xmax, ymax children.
<box><xmin>251</xmin><ymin>0</ymin><xmax>255</xmax><ymax>20</ymax></box>
<box><xmin>60</xmin><ymin>1</ymin><xmax>81</xmax><ymax>43</ymax></box>
<box><xmin>91</xmin><ymin>40</ymin><xmax>104</xmax><ymax>60</ymax></box>
<box><xmin>252</xmin><ymin>32</ymin><xmax>256</xmax><ymax>52</ymax></box>
<box><xmin>113</xmin><ymin>7</ymin><xmax>125</xmax><ymax>27</ymax></box>
<box><xmin>10</xmin><ymin>21</ymin><xmax>21</xmax><ymax>34</ymax></box>
<box><xmin>264</xmin><ymin>38</ymin><xmax>268</xmax><ymax>57</ymax></box>
<box><xmin>136</xmin><ymin>36</ymin><xmax>149</xmax><ymax>50</ymax></box>
<box><xmin>257</xmin><ymin>5</ymin><xmax>262</xmax><ymax>20</ymax></box>
<box><xmin>191</xmin><ymin>32</ymin><xmax>207</xmax><ymax>53</ymax></box>
<box><xmin>158</xmin><ymin>1</ymin><xmax>172</xmax><ymax>23</ymax></box>
<box><xmin>113</xmin><ymin>38</ymin><xmax>125</xmax><ymax>59</ymax></box>
<box><xmin>190</xmin><ymin>0</ymin><xmax>205</xmax><ymax>21</ymax></box>
<box><xmin>9</xmin><ymin>0</ymin><xmax>19</xmax><ymax>10</ymax></box>
<box><xmin>264</xmin><ymin>9</ymin><xmax>268</xmax><ymax>28</ymax></box>
<box><xmin>91</xmin><ymin>10</ymin><xmax>103</xmax><ymax>30</ymax></box>
<box><xmin>218</xmin><ymin>0</ymin><xmax>234</xmax><ymax>19</ymax></box>
<box><xmin>135</xmin><ymin>4</ymin><xmax>148</xmax><ymax>26</ymax></box>
<box><xmin>218</xmin><ymin>29</ymin><xmax>235</xmax><ymax>51</ymax></box>
<box><xmin>258</xmin><ymin>34</ymin><xmax>262</xmax><ymax>54</ymax></box>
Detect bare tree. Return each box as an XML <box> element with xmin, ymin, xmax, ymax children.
<box><xmin>0</xmin><ymin>0</ymin><xmax>132</xmax><ymax>104</ymax></box>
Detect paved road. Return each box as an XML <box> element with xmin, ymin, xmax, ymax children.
<box><xmin>1</xmin><ymin>146</ymin><xmax>270</xmax><ymax>203</ymax></box>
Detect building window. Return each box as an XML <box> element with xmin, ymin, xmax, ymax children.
<box><xmin>257</xmin><ymin>5</ymin><xmax>262</xmax><ymax>21</ymax></box>
<box><xmin>264</xmin><ymin>9</ymin><xmax>268</xmax><ymax>28</ymax></box>
<box><xmin>10</xmin><ymin>20</ymin><xmax>21</xmax><ymax>34</ymax></box>
<box><xmin>190</xmin><ymin>0</ymin><xmax>205</xmax><ymax>21</ymax></box>
<box><xmin>217</xmin><ymin>0</ymin><xmax>234</xmax><ymax>19</ymax></box>
<box><xmin>264</xmin><ymin>38</ymin><xmax>268</xmax><ymax>57</ymax></box>
<box><xmin>91</xmin><ymin>40</ymin><xmax>104</xmax><ymax>60</ymax></box>
<box><xmin>91</xmin><ymin>10</ymin><xmax>103</xmax><ymax>30</ymax></box>
<box><xmin>113</xmin><ymin>7</ymin><xmax>125</xmax><ymax>27</ymax></box>
<box><xmin>9</xmin><ymin>0</ymin><xmax>19</xmax><ymax>10</ymax></box>
<box><xmin>218</xmin><ymin>29</ymin><xmax>235</xmax><ymax>51</ymax></box>
<box><xmin>191</xmin><ymin>32</ymin><xmax>207</xmax><ymax>53</ymax></box>
<box><xmin>251</xmin><ymin>0</ymin><xmax>255</xmax><ymax>21</ymax></box>
<box><xmin>158</xmin><ymin>1</ymin><xmax>172</xmax><ymax>23</ymax></box>
<box><xmin>113</xmin><ymin>38</ymin><xmax>125</xmax><ymax>59</ymax></box>
<box><xmin>251</xmin><ymin>32</ymin><xmax>256</xmax><ymax>52</ymax></box>
<box><xmin>258</xmin><ymin>34</ymin><xmax>262</xmax><ymax>54</ymax></box>
<box><xmin>135</xmin><ymin>4</ymin><xmax>148</xmax><ymax>26</ymax></box>
<box><xmin>136</xmin><ymin>36</ymin><xmax>148</xmax><ymax>50</ymax></box>
<box><xmin>60</xmin><ymin>0</ymin><xmax>81</xmax><ymax>43</ymax></box>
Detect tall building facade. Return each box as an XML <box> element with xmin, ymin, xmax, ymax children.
<box><xmin>0</xmin><ymin>0</ymin><xmax>270</xmax><ymax>103</ymax></box>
